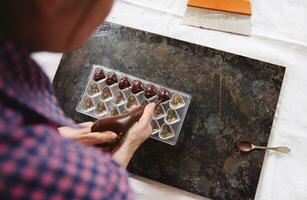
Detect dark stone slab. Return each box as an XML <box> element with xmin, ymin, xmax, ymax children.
<box><xmin>53</xmin><ymin>22</ymin><xmax>285</xmax><ymax>200</ymax></box>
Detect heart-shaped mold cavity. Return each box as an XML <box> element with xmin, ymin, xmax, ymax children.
<box><xmin>158</xmin><ymin>89</ymin><xmax>171</xmax><ymax>102</ymax></box>
<box><xmin>131</xmin><ymin>80</ymin><xmax>144</xmax><ymax>94</ymax></box>
<box><xmin>114</xmin><ymin>91</ymin><xmax>125</xmax><ymax>105</ymax></box>
<box><xmin>100</xmin><ymin>87</ymin><xmax>112</xmax><ymax>100</ymax></box>
<box><xmin>170</xmin><ymin>94</ymin><xmax>185</xmax><ymax>109</ymax></box>
<box><xmin>141</xmin><ymin>99</ymin><xmax>149</xmax><ymax>107</ymax></box>
<box><xmin>118</xmin><ymin>77</ymin><xmax>131</xmax><ymax>90</ymax></box>
<box><xmin>88</xmin><ymin>82</ymin><xmax>100</xmax><ymax>96</ymax></box>
<box><xmin>121</xmin><ymin>109</ymin><xmax>129</xmax><ymax>115</ymax></box>
<box><xmin>151</xmin><ymin>120</ymin><xmax>160</xmax><ymax>134</ymax></box>
<box><xmin>159</xmin><ymin>124</ymin><xmax>175</xmax><ymax>139</ymax></box>
<box><xmin>126</xmin><ymin>95</ymin><xmax>138</xmax><ymax>109</ymax></box>
<box><xmin>95</xmin><ymin>101</ymin><xmax>107</xmax><ymax>115</ymax></box>
<box><xmin>82</xmin><ymin>97</ymin><xmax>94</xmax><ymax>111</ymax></box>
<box><xmin>144</xmin><ymin>85</ymin><xmax>157</xmax><ymax>99</ymax></box>
<box><xmin>93</xmin><ymin>68</ymin><xmax>105</xmax><ymax>81</ymax></box>
<box><xmin>165</xmin><ymin>109</ymin><xmax>180</xmax><ymax>124</ymax></box>
<box><xmin>154</xmin><ymin>104</ymin><xmax>165</xmax><ymax>119</ymax></box>
<box><xmin>106</xmin><ymin>72</ymin><xmax>118</xmax><ymax>85</ymax></box>
<box><xmin>109</xmin><ymin>106</ymin><xmax>119</xmax><ymax>116</ymax></box>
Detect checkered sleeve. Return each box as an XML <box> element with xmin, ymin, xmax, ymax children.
<box><xmin>0</xmin><ymin>125</ymin><xmax>133</xmax><ymax>200</ymax></box>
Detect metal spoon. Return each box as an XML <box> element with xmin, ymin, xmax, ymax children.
<box><xmin>237</xmin><ymin>140</ymin><xmax>291</xmax><ymax>153</ymax></box>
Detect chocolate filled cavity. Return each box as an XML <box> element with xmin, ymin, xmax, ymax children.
<box><xmin>106</xmin><ymin>72</ymin><xmax>118</xmax><ymax>85</ymax></box>
<box><xmin>115</xmin><ymin>91</ymin><xmax>125</xmax><ymax>105</ymax></box>
<box><xmin>131</xmin><ymin>80</ymin><xmax>144</xmax><ymax>94</ymax></box>
<box><xmin>88</xmin><ymin>82</ymin><xmax>100</xmax><ymax>96</ymax></box>
<box><xmin>126</xmin><ymin>96</ymin><xmax>138</xmax><ymax>109</ymax></box>
<box><xmin>100</xmin><ymin>87</ymin><xmax>112</xmax><ymax>100</ymax></box>
<box><xmin>160</xmin><ymin>124</ymin><xmax>174</xmax><ymax>139</ymax></box>
<box><xmin>154</xmin><ymin>104</ymin><xmax>165</xmax><ymax>118</ymax></box>
<box><xmin>158</xmin><ymin>89</ymin><xmax>171</xmax><ymax>102</ymax></box>
<box><xmin>144</xmin><ymin>85</ymin><xmax>157</xmax><ymax>98</ymax></box>
<box><xmin>82</xmin><ymin>97</ymin><xmax>94</xmax><ymax>110</ymax></box>
<box><xmin>166</xmin><ymin>109</ymin><xmax>179</xmax><ymax>123</ymax></box>
<box><xmin>170</xmin><ymin>94</ymin><xmax>185</xmax><ymax>108</ymax></box>
<box><xmin>118</xmin><ymin>77</ymin><xmax>131</xmax><ymax>90</ymax></box>
<box><xmin>93</xmin><ymin>69</ymin><xmax>105</xmax><ymax>81</ymax></box>
<box><xmin>95</xmin><ymin>101</ymin><xmax>107</xmax><ymax>115</ymax></box>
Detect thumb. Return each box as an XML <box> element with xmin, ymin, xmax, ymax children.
<box><xmin>75</xmin><ymin>131</ymin><xmax>118</xmax><ymax>145</ymax></box>
<box><xmin>139</xmin><ymin>103</ymin><xmax>156</xmax><ymax>125</ymax></box>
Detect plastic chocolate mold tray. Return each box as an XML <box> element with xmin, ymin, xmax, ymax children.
<box><xmin>76</xmin><ymin>65</ymin><xmax>191</xmax><ymax>145</ymax></box>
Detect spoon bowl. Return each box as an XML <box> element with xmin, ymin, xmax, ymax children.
<box><xmin>237</xmin><ymin>140</ymin><xmax>253</xmax><ymax>152</ymax></box>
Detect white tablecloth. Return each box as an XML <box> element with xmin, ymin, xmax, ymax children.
<box><xmin>34</xmin><ymin>0</ymin><xmax>307</xmax><ymax>199</ymax></box>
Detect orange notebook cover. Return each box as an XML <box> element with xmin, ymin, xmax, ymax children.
<box><xmin>188</xmin><ymin>0</ymin><xmax>252</xmax><ymax>15</ymax></box>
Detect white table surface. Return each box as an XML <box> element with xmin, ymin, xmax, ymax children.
<box><xmin>32</xmin><ymin>0</ymin><xmax>307</xmax><ymax>199</ymax></box>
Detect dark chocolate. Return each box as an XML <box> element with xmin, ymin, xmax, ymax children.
<box><xmin>237</xmin><ymin>141</ymin><xmax>253</xmax><ymax>152</ymax></box>
<box><xmin>93</xmin><ymin>69</ymin><xmax>105</xmax><ymax>81</ymax></box>
<box><xmin>118</xmin><ymin>77</ymin><xmax>131</xmax><ymax>90</ymax></box>
<box><xmin>144</xmin><ymin>85</ymin><xmax>157</xmax><ymax>98</ymax></box>
<box><xmin>92</xmin><ymin>106</ymin><xmax>145</xmax><ymax>151</ymax></box>
<box><xmin>92</xmin><ymin>106</ymin><xmax>145</xmax><ymax>138</ymax></box>
<box><xmin>106</xmin><ymin>72</ymin><xmax>118</xmax><ymax>85</ymax></box>
<box><xmin>131</xmin><ymin>80</ymin><xmax>144</xmax><ymax>94</ymax></box>
<box><xmin>158</xmin><ymin>89</ymin><xmax>171</xmax><ymax>102</ymax></box>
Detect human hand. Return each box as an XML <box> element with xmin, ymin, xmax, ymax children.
<box><xmin>112</xmin><ymin>103</ymin><xmax>156</xmax><ymax>167</ymax></box>
<box><xmin>122</xmin><ymin>103</ymin><xmax>156</xmax><ymax>147</ymax></box>
<box><xmin>58</xmin><ymin>122</ymin><xmax>118</xmax><ymax>146</ymax></box>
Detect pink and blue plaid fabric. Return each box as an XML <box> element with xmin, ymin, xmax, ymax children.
<box><xmin>0</xmin><ymin>39</ymin><xmax>132</xmax><ymax>200</ymax></box>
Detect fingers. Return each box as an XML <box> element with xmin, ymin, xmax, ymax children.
<box><xmin>58</xmin><ymin>122</ymin><xmax>94</xmax><ymax>135</ymax></box>
<box><xmin>139</xmin><ymin>103</ymin><xmax>155</xmax><ymax>125</ymax></box>
<box><xmin>79</xmin><ymin>121</ymin><xmax>94</xmax><ymax>127</ymax></box>
<box><xmin>61</xmin><ymin>121</ymin><xmax>95</xmax><ymax>137</ymax></box>
<box><xmin>75</xmin><ymin>121</ymin><xmax>95</xmax><ymax>134</ymax></box>
<box><xmin>59</xmin><ymin>121</ymin><xmax>119</xmax><ymax>146</ymax></box>
<box><xmin>75</xmin><ymin>131</ymin><xmax>118</xmax><ymax>145</ymax></box>
<box><xmin>58</xmin><ymin>126</ymin><xmax>88</xmax><ymax>138</ymax></box>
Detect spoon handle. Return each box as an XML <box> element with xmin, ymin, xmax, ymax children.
<box><xmin>254</xmin><ymin>146</ymin><xmax>291</xmax><ymax>153</ymax></box>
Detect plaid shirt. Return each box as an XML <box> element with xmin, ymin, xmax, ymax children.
<box><xmin>0</xmin><ymin>39</ymin><xmax>132</xmax><ymax>200</ymax></box>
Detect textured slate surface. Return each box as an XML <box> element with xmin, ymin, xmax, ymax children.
<box><xmin>53</xmin><ymin>23</ymin><xmax>285</xmax><ymax>200</ymax></box>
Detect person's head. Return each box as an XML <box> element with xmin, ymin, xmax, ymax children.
<box><xmin>0</xmin><ymin>0</ymin><xmax>114</xmax><ymax>52</ymax></box>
